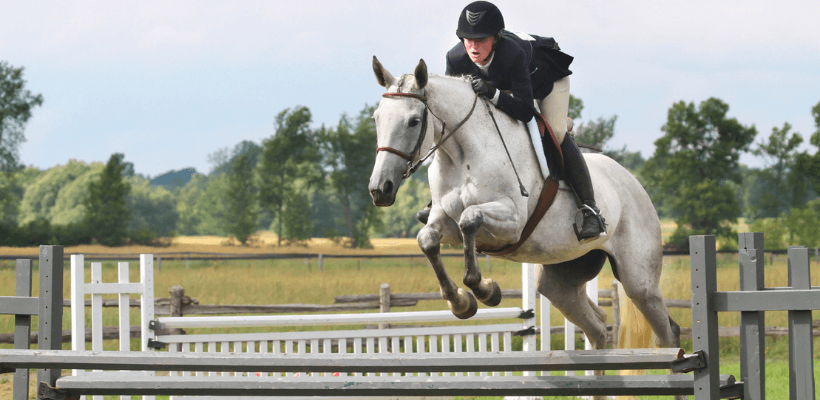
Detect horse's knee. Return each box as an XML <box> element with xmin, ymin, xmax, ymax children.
<box><xmin>417</xmin><ymin>226</ymin><xmax>440</xmax><ymax>255</ymax></box>
<box><xmin>458</xmin><ymin>207</ymin><xmax>483</xmax><ymax>236</ymax></box>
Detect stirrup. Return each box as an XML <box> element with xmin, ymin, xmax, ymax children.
<box><xmin>573</xmin><ymin>205</ymin><xmax>607</xmax><ymax>241</ymax></box>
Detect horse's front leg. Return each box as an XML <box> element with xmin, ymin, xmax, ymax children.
<box><xmin>417</xmin><ymin>214</ymin><xmax>478</xmax><ymax>319</ymax></box>
<box><xmin>460</xmin><ymin>200</ymin><xmax>522</xmax><ymax>307</ymax></box>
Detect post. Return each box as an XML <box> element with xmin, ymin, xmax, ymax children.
<box><xmin>379</xmin><ymin>283</ymin><xmax>390</xmax><ymax>329</ymax></box>
<box><xmin>539</xmin><ymin>291</ymin><xmax>551</xmax><ymax>352</ymax></box>
<box><xmin>584</xmin><ymin>276</ymin><xmax>598</xmax><ymax>377</ymax></box>
<box><xmin>521</xmin><ymin>263</ymin><xmax>536</xmax><ymax>376</ymax></box>
<box><xmin>738</xmin><ymin>232</ymin><xmax>765</xmax><ymax>400</ymax></box>
<box><xmin>13</xmin><ymin>259</ymin><xmax>32</xmax><ymax>400</ymax></box>
<box><xmin>185</xmin><ymin>252</ymin><xmax>190</xmax><ymax>269</ymax></box>
<box><xmin>690</xmin><ymin>235</ymin><xmax>720</xmax><ymax>400</ymax></box>
<box><xmin>319</xmin><ymin>254</ymin><xmax>324</xmax><ymax>272</ymax></box>
<box><xmin>611</xmin><ymin>280</ymin><xmax>620</xmax><ymax>349</ymax></box>
<box><xmin>169</xmin><ymin>285</ymin><xmax>186</xmax><ymax>335</ymax></box>
<box><xmin>485</xmin><ymin>254</ymin><xmax>491</xmax><ymax>273</ymax></box>
<box><xmin>37</xmin><ymin>245</ymin><xmax>63</xmax><ymax>389</ymax></box>
<box><xmin>157</xmin><ymin>254</ymin><xmax>162</xmax><ymax>272</ymax></box>
<box><xmin>69</xmin><ymin>254</ymin><xmax>85</xmax><ymax>379</ymax></box>
<box><xmin>118</xmin><ymin>262</ymin><xmax>131</xmax><ymax>352</ymax></box>
<box><xmin>787</xmin><ymin>246</ymin><xmax>815</xmax><ymax>399</ymax></box>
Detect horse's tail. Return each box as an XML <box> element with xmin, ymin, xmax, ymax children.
<box><xmin>615</xmin><ymin>282</ymin><xmax>655</xmax><ymax>400</ymax></box>
<box><xmin>617</xmin><ymin>281</ymin><xmax>655</xmax><ymax>348</ymax></box>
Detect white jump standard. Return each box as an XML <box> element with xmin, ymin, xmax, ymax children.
<box><xmin>3</xmin><ymin>234</ymin><xmax>819</xmax><ymax>399</ymax></box>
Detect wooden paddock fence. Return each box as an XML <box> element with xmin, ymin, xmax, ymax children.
<box><xmin>2</xmin><ymin>234</ymin><xmax>820</xmax><ymax>399</ymax></box>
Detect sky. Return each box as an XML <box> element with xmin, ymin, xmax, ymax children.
<box><xmin>2</xmin><ymin>0</ymin><xmax>819</xmax><ymax>177</ymax></box>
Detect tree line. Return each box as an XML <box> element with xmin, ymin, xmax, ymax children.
<box><xmin>1</xmin><ymin>60</ymin><xmax>819</xmax><ymax>249</ymax></box>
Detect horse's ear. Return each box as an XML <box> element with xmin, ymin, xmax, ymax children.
<box><xmin>414</xmin><ymin>59</ymin><xmax>428</xmax><ymax>89</ymax></box>
<box><xmin>372</xmin><ymin>56</ymin><xmax>395</xmax><ymax>88</ymax></box>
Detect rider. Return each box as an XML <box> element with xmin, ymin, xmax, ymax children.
<box><xmin>416</xmin><ymin>0</ymin><xmax>606</xmax><ymax>241</ymax></box>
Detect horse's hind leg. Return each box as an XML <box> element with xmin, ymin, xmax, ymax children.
<box><xmin>536</xmin><ymin>251</ymin><xmax>609</xmax><ymax>350</ymax></box>
<box><xmin>613</xmin><ymin>247</ymin><xmax>680</xmax><ymax>348</ymax></box>
<box><xmin>417</xmin><ymin>219</ymin><xmax>478</xmax><ymax>319</ymax></box>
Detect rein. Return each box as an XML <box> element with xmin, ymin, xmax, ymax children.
<box><xmin>378</xmin><ymin>90</ymin><xmax>478</xmax><ymax>178</ymax></box>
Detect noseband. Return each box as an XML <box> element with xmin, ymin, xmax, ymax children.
<box><xmin>378</xmin><ymin>89</ymin><xmax>478</xmax><ymax>179</ymax></box>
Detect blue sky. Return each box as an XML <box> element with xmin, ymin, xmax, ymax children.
<box><xmin>2</xmin><ymin>1</ymin><xmax>819</xmax><ymax>177</ymax></box>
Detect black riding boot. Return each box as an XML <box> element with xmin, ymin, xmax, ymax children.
<box><xmin>415</xmin><ymin>200</ymin><xmax>433</xmax><ymax>224</ymax></box>
<box><xmin>559</xmin><ymin>135</ymin><xmax>606</xmax><ymax>241</ymax></box>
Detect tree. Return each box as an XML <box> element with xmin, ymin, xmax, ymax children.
<box><xmin>643</xmin><ymin>98</ymin><xmax>757</xmax><ymax>248</ymax></box>
<box><xmin>175</xmin><ymin>173</ymin><xmax>205</xmax><ymax>235</ymax></box>
<box><xmin>83</xmin><ymin>153</ymin><xmax>132</xmax><ymax>246</ymax></box>
<box><xmin>746</xmin><ymin>122</ymin><xmax>806</xmax><ymax>219</ymax></box>
<box><xmin>1</xmin><ymin>61</ymin><xmax>43</xmax><ymax>219</ymax></box>
<box><xmin>320</xmin><ymin>105</ymin><xmax>383</xmax><ymax>247</ymax></box>
<box><xmin>379</xmin><ymin>175</ymin><xmax>428</xmax><ymax>238</ymax></box>
<box><xmin>209</xmin><ymin>140</ymin><xmax>263</xmax><ymax>177</ymax></box>
<box><xmin>748</xmin><ymin>217</ymin><xmax>788</xmax><ymax>250</ymax></box>
<box><xmin>568</xmin><ymin>94</ymin><xmax>583</xmax><ymax>120</ymax></box>
<box><xmin>17</xmin><ymin>160</ymin><xmax>100</xmax><ymax>225</ymax></box>
<box><xmin>258</xmin><ymin>107</ymin><xmax>322</xmax><ymax>245</ymax></box>
<box><xmin>784</xmin><ymin>200</ymin><xmax>820</xmax><ymax>249</ymax></box>
<box><xmin>569</xmin><ymin>99</ymin><xmax>644</xmax><ymax>172</ymax></box>
<box><xmin>0</xmin><ymin>172</ymin><xmax>19</xmax><ymax>224</ymax></box>
<box><xmin>192</xmin><ymin>173</ymin><xmax>230</xmax><ymax>235</ymax></box>
<box><xmin>795</xmin><ymin>101</ymin><xmax>820</xmax><ymax>194</ymax></box>
<box><xmin>128</xmin><ymin>177</ymin><xmax>178</xmax><ymax>239</ymax></box>
<box><xmin>1</xmin><ymin>61</ymin><xmax>43</xmax><ymax>173</ymax></box>
<box><xmin>280</xmin><ymin>189</ymin><xmax>313</xmax><ymax>242</ymax></box>
<box><xmin>224</xmin><ymin>152</ymin><xmax>258</xmax><ymax>244</ymax></box>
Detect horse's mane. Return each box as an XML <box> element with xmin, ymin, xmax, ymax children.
<box><xmin>390</xmin><ymin>73</ymin><xmax>471</xmax><ymax>94</ymax></box>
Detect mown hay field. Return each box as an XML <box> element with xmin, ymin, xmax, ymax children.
<box><xmin>1</xmin><ymin>227</ymin><xmax>818</xmax><ymax>399</ymax></box>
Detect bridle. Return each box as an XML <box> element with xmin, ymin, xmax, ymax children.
<box><xmin>377</xmin><ymin>88</ymin><xmax>478</xmax><ymax>179</ymax></box>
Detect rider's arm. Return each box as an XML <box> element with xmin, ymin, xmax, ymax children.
<box><xmin>492</xmin><ymin>48</ymin><xmax>535</xmax><ymax>123</ymax></box>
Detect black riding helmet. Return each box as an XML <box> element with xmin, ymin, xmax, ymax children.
<box><xmin>456</xmin><ymin>1</ymin><xmax>505</xmax><ymax>39</ymax></box>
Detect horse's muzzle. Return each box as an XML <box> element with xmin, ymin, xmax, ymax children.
<box><xmin>369</xmin><ymin>180</ymin><xmax>395</xmax><ymax>207</ymax></box>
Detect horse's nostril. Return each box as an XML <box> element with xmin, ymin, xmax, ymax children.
<box><xmin>382</xmin><ymin>181</ymin><xmax>393</xmax><ymax>195</ymax></box>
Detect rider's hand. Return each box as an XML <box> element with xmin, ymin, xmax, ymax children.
<box><xmin>470</xmin><ymin>77</ymin><xmax>497</xmax><ymax>99</ymax></box>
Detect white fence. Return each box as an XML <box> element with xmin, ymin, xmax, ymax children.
<box><xmin>69</xmin><ymin>256</ymin><xmax>599</xmax><ymax>399</ymax></box>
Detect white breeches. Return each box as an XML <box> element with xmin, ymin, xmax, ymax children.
<box><xmin>526</xmin><ymin>118</ymin><xmax>549</xmax><ymax>179</ymax></box>
<box><xmin>536</xmin><ymin>76</ymin><xmax>570</xmax><ymax>144</ymax></box>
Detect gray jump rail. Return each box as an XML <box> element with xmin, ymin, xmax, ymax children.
<box><xmin>4</xmin><ymin>234</ymin><xmax>819</xmax><ymax>399</ymax></box>
<box><xmin>2</xmin><ymin>348</ymin><xmax>740</xmax><ymax>398</ymax></box>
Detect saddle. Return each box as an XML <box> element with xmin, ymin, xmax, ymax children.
<box><xmin>534</xmin><ymin>112</ymin><xmax>566</xmax><ymax>180</ymax></box>
<box><xmin>477</xmin><ymin>113</ymin><xmax>565</xmax><ymax>256</ymax></box>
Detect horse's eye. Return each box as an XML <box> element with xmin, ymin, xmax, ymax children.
<box><xmin>409</xmin><ymin>117</ymin><xmax>420</xmax><ymax>128</ymax></box>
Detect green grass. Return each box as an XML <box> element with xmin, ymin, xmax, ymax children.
<box><xmin>2</xmin><ymin>254</ymin><xmax>819</xmax><ymax>399</ymax></box>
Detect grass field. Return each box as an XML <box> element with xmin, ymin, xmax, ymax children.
<box><xmin>1</xmin><ymin>227</ymin><xmax>818</xmax><ymax>399</ymax></box>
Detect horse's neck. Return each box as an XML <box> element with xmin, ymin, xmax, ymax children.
<box><xmin>427</xmin><ymin>76</ymin><xmax>496</xmax><ymax>163</ymax></box>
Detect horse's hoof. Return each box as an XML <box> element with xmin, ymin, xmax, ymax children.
<box><xmin>476</xmin><ymin>279</ymin><xmax>502</xmax><ymax>307</ymax></box>
<box><xmin>449</xmin><ymin>289</ymin><xmax>478</xmax><ymax>319</ymax></box>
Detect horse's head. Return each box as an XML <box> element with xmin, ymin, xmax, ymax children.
<box><xmin>368</xmin><ymin>56</ymin><xmax>431</xmax><ymax>207</ymax></box>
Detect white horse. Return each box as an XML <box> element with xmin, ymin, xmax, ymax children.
<box><xmin>368</xmin><ymin>57</ymin><xmax>680</xmax><ymax>353</ymax></box>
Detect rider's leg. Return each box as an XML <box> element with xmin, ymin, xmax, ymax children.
<box><xmin>538</xmin><ymin>76</ymin><xmax>606</xmax><ymax>240</ymax></box>
<box><xmin>415</xmin><ymin>199</ymin><xmax>433</xmax><ymax>224</ymax></box>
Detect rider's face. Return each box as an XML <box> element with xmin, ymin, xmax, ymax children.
<box><xmin>463</xmin><ymin>37</ymin><xmax>494</xmax><ymax>66</ymax></box>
